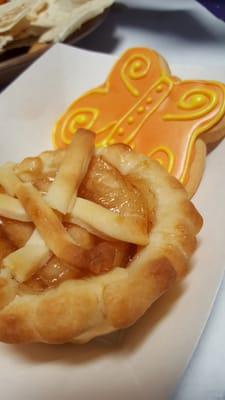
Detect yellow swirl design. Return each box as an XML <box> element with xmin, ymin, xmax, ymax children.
<box><xmin>120</xmin><ymin>54</ymin><xmax>151</xmax><ymax>97</ymax></box>
<box><xmin>149</xmin><ymin>146</ymin><xmax>175</xmax><ymax>173</ymax></box>
<box><xmin>96</xmin><ymin>120</ymin><xmax>117</xmax><ymax>135</ymax></box>
<box><xmin>61</xmin><ymin>107</ymin><xmax>99</xmax><ymax>144</ymax></box>
<box><xmin>163</xmin><ymin>88</ymin><xmax>218</xmax><ymax>121</ymax></box>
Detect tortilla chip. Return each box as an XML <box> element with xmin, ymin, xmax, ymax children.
<box><xmin>0</xmin><ymin>34</ymin><xmax>13</xmax><ymax>52</ymax></box>
<box><xmin>0</xmin><ymin>0</ymin><xmax>37</xmax><ymax>33</ymax></box>
<box><xmin>31</xmin><ymin>0</ymin><xmax>114</xmax><ymax>43</ymax></box>
<box><xmin>0</xmin><ymin>0</ymin><xmax>114</xmax><ymax>56</ymax></box>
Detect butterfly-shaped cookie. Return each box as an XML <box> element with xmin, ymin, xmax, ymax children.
<box><xmin>53</xmin><ymin>48</ymin><xmax>225</xmax><ymax>197</ymax></box>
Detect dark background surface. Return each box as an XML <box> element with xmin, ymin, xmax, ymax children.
<box><xmin>197</xmin><ymin>0</ymin><xmax>225</xmax><ymax>21</ymax></box>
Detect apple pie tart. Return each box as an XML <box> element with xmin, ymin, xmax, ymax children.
<box><xmin>0</xmin><ymin>129</ymin><xmax>202</xmax><ymax>343</ymax></box>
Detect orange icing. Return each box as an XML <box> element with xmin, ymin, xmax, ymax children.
<box><xmin>52</xmin><ymin>47</ymin><xmax>225</xmax><ymax>185</ymax></box>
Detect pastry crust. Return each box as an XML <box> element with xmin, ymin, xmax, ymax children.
<box><xmin>185</xmin><ymin>139</ymin><xmax>207</xmax><ymax>199</ymax></box>
<box><xmin>0</xmin><ymin>144</ymin><xmax>202</xmax><ymax>344</ymax></box>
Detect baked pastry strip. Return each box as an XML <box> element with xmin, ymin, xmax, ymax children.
<box><xmin>0</xmin><ymin>162</ymin><xmax>21</xmax><ymax>196</ymax></box>
<box><xmin>3</xmin><ymin>230</ymin><xmax>50</xmax><ymax>283</ymax></box>
<box><xmin>45</xmin><ymin>129</ymin><xmax>95</xmax><ymax>214</ymax></box>
<box><xmin>0</xmin><ymin>193</ymin><xmax>148</xmax><ymax>245</ymax></box>
<box><xmin>0</xmin><ymin>193</ymin><xmax>30</xmax><ymax>222</ymax></box>
<box><xmin>69</xmin><ymin>197</ymin><xmax>149</xmax><ymax>245</ymax></box>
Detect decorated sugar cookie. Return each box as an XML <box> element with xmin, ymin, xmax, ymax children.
<box><xmin>52</xmin><ymin>48</ymin><xmax>225</xmax><ymax>197</ymax></box>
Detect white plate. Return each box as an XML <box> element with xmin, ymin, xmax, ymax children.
<box><xmin>0</xmin><ymin>43</ymin><xmax>225</xmax><ymax>400</ymax></box>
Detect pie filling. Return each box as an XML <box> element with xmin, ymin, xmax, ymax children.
<box><xmin>0</xmin><ymin>130</ymin><xmax>155</xmax><ymax>293</ymax></box>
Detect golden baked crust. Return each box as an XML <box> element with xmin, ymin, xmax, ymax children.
<box><xmin>0</xmin><ymin>143</ymin><xmax>202</xmax><ymax>344</ymax></box>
